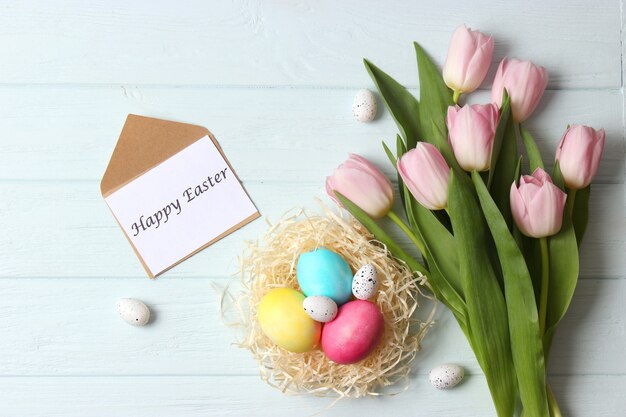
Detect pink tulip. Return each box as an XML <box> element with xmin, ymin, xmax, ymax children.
<box><xmin>446</xmin><ymin>103</ymin><xmax>499</xmax><ymax>171</ymax></box>
<box><xmin>397</xmin><ymin>143</ymin><xmax>450</xmax><ymax>210</ymax></box>
<box><xmin>510</xmin><ymin>168</ymin><xmax>567</xmax><ymax>238</ymax></box>
<box><xmin>443</xmin><ymin>25</ymin><xmax>494</xmax><ymax>97</ymax></box>
<box><xmin>491</xmin><ymin>58</ymin><xmax>548</xmax><ymax>123</ymax></box>
<box><xmin>326</xmin><ymin>154</ymin><xmax>393</xmax><ymax>219</ymax></box>
<box><xmin>556</xmin><ymin>125</ymin><xmax>605</xmax><ymax>190</ymax></box>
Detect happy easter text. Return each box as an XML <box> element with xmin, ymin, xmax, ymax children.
<box><xmin>130</xmin><ymin>167</ymin><xmax>229</xmax><ymax>237</ymax></box>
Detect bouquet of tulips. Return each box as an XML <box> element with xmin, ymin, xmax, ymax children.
<box><xmin>326</xmin><ymin>26</ymin><xmax>605</xmax><ymax>417</ymax></box>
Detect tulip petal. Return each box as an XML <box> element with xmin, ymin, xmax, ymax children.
<box><xmin>556</xmin><ymin>125</ymin><xmax>606</xmax><ymax>189</ymax></box>
<box><xmin>491</xmin><ymin>58</ymin><xmax>509</xmax><ymax>106</ymax></box>
<box><xmin>326</xmin><ymin>155</ymin><xmax>393</xmax><ymax>219</ymax></box>
<box><xmin>398</xmin><ymin>144</ymin><xmax>450</xmax><ymax>210</ymax></box>
<box><xmin>447</xmin><ymin>103</ymin><xmax>498</xmax><ymax>171</ymax></box>
<box><xmin>325</xmin><ymin>175</ymin><xmax>341</xmax><ymax>206</ymax></box>
<box><xmin>527</xmin><ymin>182</ymin><xmax>567</xmax><ymax>237</ymax></box>
<box><xmin>463</xmin><ymin>34</ymin><xmax>494</xmax><ymax>91</ymax></box>
<box><xmin>339</xmin><ymin>168</ymin><xmax>391</xmax><ymax>217</ymax></box>
<box><xmin>510</xmin><ymin>167</ymin><xmax>566</xmax><ymax>238</ymax></box>
<box><xmin>510</xmin><ymin>182</ymin><xmax>531</xmax><ymax>236</ymax></box>
<box><xmin>491</xmin><ymin>58</ymin><xmax>548</xmax><ymax>122</ymax></box>
<box><xmin>443</xmin><ymin>26</ymin><xmax>493</xmax><ymax>94</ymax></box>
<box><xmin>346</xmin><ymin>153</ymin><xmax>394</xmax><ymax>200</ymax></box>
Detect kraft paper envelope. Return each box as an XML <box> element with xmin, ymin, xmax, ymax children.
<box><xmin>101</xmin><ymin>114</ymin><xmax>260</xmax><ymax>278</ymax></box>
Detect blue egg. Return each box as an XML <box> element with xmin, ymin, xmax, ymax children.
<box><xmin>296</xmin><ymin>248</ymin><xmax>353</xmax><ymax>305</ymax></box>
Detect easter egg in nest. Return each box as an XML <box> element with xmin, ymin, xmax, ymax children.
<box><xmin>321</xmin><ymin>300</ymin><xmax>384</xmax><ymax>364</ymax></box>
<box><xmin>352</xmin><ymin>264</ymin><xmax>379</xmax><ymax>300</ymax></box>
<box><xmin>303</xmin><ymin>295</ymin><xmax>338</xmax><ymax>323</ymax></box>
<box><xmin>257</xmin><ymin>288</ymin><xmax>321</xmax><ymax>353</ymax></box>
<box><xmin>296</xmin><ymin>247</ymin><xmax>353</xmax><ymax>305</ymax></box>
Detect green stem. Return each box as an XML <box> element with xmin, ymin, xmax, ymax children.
<box><xmin>452</xmin><ymin>90</ymin><xmax>461</xmax><ymax>104</ymax></box>
<box><xmin>387</xmin><ymin>211</ymin><xmax>427</xmax><ymax>258</ymax></box>
<box><xmin>567</xmin><ymin>188</ymin><xmax>577</xmax><ymax>219</ymax></box>
<box><xmin>547</xmin><ymin>384</ymin><xmax>563</xmax><ymax>417</ymax></box>
<box><xmin>539</xmin><ymin>237</ymin><xmax>550</xmax><ymax>334</ymax></box>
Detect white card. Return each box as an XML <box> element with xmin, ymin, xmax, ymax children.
<box><xmin>105</xmin><ymin>136</ymin><xmax>258</xmax><ymax>276</ymax></box>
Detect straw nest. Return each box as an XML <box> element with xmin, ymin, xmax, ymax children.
<box><xmin>220</xmin><ymin>206</ymin><xmax>436</xmax><ymax>399</ymax></box>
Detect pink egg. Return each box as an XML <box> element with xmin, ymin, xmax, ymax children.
<box><xmin>321</xmin><ymin>300</ymin><xmax>384</xmax><ymax>364</ymax></box>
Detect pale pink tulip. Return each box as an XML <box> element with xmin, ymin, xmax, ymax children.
<box><xmin>443</xmin><ymin>25</ymin><xmax>494</xmax><ymax>97</ymax></box>
<box><xmin>326</xmin><ymin>154</ymin><xmax>393</xmax><ymax>219</ymax></box>
<box><xmin>491</xmin><ymin>58</ymin><xmax>548</xmax><ymax>122</ymax></box>
<box><xmin>447</xmin><ymin>103</ymin><xmax>499</xmax><ymax>171</ymax></box>
<box><xmin>556</xmin><ymin>125</ymin><xmax>605</xmax><ymax>190</ymax></box>
<box><xmin>397</xmin><ymin>143</ymin><xmax>450</xmax><ymax>210</ymax></box>
<box><xmin>510</xmin><ymin>168</ymin><xmax>567</xmax><ymax>238</ymax></box>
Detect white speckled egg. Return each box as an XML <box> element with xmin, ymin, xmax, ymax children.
<box><xmin>303</xmin><ymin>295</ymin><xmax>338</xmax><ymax>323</ymax></box>
<box><xmin>352</xmin><ymin>264</ymin><xmax>379</xmax><ymax>300</ymax></box>
<box><xmin>117</xmin><ymin>298</ymin><xmax>151</xmax><ymax>326</ymax></box>
<box><xmin>429</xmin><ymin>363</ymin><xmax>464</xmax><ymax>389</ymax></box>
<box><xmin>352</xmin><ymin>89</ymin><xmax>377</xmax><ymax>122</ymax></box>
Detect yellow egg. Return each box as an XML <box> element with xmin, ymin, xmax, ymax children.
<box><xmin>257</xmin><ymin>288</ymin><xmax>321</xmax><ymax>352</ymax></box>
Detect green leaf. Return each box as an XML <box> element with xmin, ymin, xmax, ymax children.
<box><xmin>382</xmin><ymin>141</ymin><xmax>397</xmax><ymax>167</ymax></box>
<box><xmin>431</xmin><ymin>119</ymin><xmax>464</xmax><ymax>174</ymax></box>
<box><xmin>334</xmin><ymin>191</ymin><xmax>427</xmax><ymax>276</ymax></box>
<box><xmin>543</xmin><ymin>164</ymin><xmax>580</xmax><ymax>357</ymax></box>
<box><xmin>511</xmin><ymin>154</ymin><xmax>545</xmax><ymax>300</ymax></box>
<box><xmin>490</xmin><ymin>112</ymin><xmax>518</xmax><ymax>227</ymax></box>
<box><xmin>396</xmin><ymin>133</ymin><xmax>407</xmax><ymax>155</ymax></box>
<box><xmin>514</xmin><ymin>156</ymin><xmax>523</xmax><ymax>182</ymax></box>
<box><xmin>413</xmin><ymin>42</ymin><xmax>458</xmax><ymax>167</ymax></box>
<box><xmin>413</xmin><ymin>42</ymin><xmax>453</xmax><ymax>141</ymax></box>
<box><xmin>388</xmin><ymin>141</ymin><xmax>462</xmax><ymax>297</ymax></box>
<box><xmin>473</xmin><ymin>172</ymin><xmax>549</xmax><ymax>417</ymax></box>
<box><xmin>488</xmin><ymin>90</ymin><xmax>512</xmax><ymax>188</ymax></box>
<box><xmin>552</xmin><ymin>160</ymin><xmax>565</xmax><ymax>188</ymax></box>
<box><xmin>340</xmin><ymin>187</ymin><xmax>467</xmax><ymax>323</ymax></box>
<box><xmin>520</xmin><ymin>234</ymin><xmax>542</xmax><ymax>302</ymax></box>
<box><xmin>396</xmin><ymin>134</ymin><xmax>407</xmax><ymax>209</ymax></box>
<box><xmin>571</xmin><ymin>185</ymin><xmax>591</xmax><ymax>245</ymax></box>
<box><xmin>400</xmin><ymin>185</ymin><xmax>467</xmax><ymax>321</ymax></box>
<box><xmin>519</xmin><ymin>125</ymin><xmax>545</xmax><ymax>171</ymax></box>
<box><xmin>408</xmin><ymin>199</ymin><xmax>463</xmax><ymax>298</ymax></box>
<box><xmin>422</xmin><ymin>245</ymin><xmax>468</xmax><ymax>330</ymax></box>
<box><xmin>447</xmin><ymin>172</ymin><xmax>517</xmax><ymax>417</ymax></box>
<box><xmin>364</xmin><ymin>59</ymin><xmax>422</xmax><ymax>149</ymax></box>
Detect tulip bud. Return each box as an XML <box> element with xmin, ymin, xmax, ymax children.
<box><xmin>443</xmin><ymin>25</ymin><xmax>494</xmax><ymax>98</ymax></box>
<box><xmin>556</xmin><ymin>125</ymin><xmax>605</xmax><ymax>190</ymax></box>
<box><xmin>446</xmin><ymin>103</ymin><xmax>499</xmax><ymax>171</ymax></box>
<box><xmin>397</xmin><ymin>143</ymin><xmax>451</xmax><ymax>210</ymax></box>
<box><xmin>510</xmin><ymin>168</ymin><xmax>567</xmax><ymax>238</ymax></box>
<box><xmin>491</xmin><ymin>58</ymin><xmax>548</xmax><ymax>123</ymax></box>
<box><xmin>326</xmin><ymin>154</ymin><xmax>394</xmax><ymax>219</ymax></box>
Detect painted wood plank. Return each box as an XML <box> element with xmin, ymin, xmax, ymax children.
<box><xmin>0</xmin><ymin>0</ymin><xmax>619</xmax><ymax>88</ymax></box>
<box><xmin>0</xmin><ymin>278</ymin><xmax>621</xmax><ymax>376</ymax></box>
<box><xmin>0</xmin><ymin>181</ymin><xmax>622</xmax><ymax>279</ymax></box>
<box><xmin>622</xmin><ymin>0</ymin><xmax>626</xmax><ymax>148</ymax></box>
<box><xmin>0</xmin><ymin>374</ymin><xmax>622</xmax><ymax>417</ymax></box>
<box><xmin>0</xmin><ymin>87</ymin><xmax>622</xmax><ymax>183</ymax></box>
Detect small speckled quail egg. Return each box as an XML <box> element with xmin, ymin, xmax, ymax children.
<box><xmin>352</xmin><ymin>264</ymin><xmax>379</xmax><ymax>300</ymax></box>
<box><xmin>429</xmin><ymin>363</ymin><xmax>464</xmax><ymax>389</ymax></box>
<box><xmin>303</xmin><ymin>295</ymin><xmax>338</xmax><ymax>323</ymax></box>
<box><xmin>352</xmin><ymin>89</ymin><xmax>377</xmax><ymax>122</ymax></box>
<box><xmin>117</xmin><ymin>298</ymin><xmax>151</xmax><ymax>326</ymax></box>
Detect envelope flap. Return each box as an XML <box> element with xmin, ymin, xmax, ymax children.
<box><xmin>101</xmin><ymin>114</ymin><xmax>210</xmax><ymax>196</ymax></box>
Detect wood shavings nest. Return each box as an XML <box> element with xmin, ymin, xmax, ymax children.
<box><xmin>220</xmin><ymin>206</ymin><xmax>436</xmax><ymax>399</ymax></box>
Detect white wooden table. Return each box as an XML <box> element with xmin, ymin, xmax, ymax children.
<box><xmin>0</xmin><ymin>1</ymin><xmax>624</xmax><ymax>416</ymax></box>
